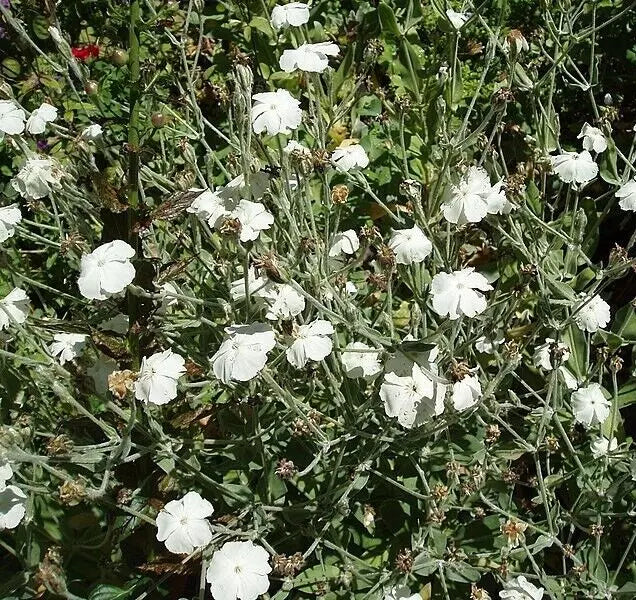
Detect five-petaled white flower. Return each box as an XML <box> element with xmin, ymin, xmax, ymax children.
<box><xmin>0</xmin><ymin>100</ymin><xmax>26</xmax><ymax>137</ymax></box>
<box><xmin>270</xmin><ymin>2</ymin><xmax>310</xmax><ymax>29</ymax></box>
<box><xmin>431</xmin><ymin>268</ymin><xmax>492</xmax><ymax>320</ymax></box>
<box><xmin>49</xmin><ymin>333</ymin><xmax>87</xmax><ymax>365</ymax></box>
<box><xmin>206</xmin><ymin>540</ymin><xmax>272</xmax><ymax>600</ymax></box>
<box><xmin>264</xmin><ymin>283</ymin><xmax>305</xmax><ymax>320</ymax></box>
<box><xmin>533</xmin><ymin>337</ymin><xmax>577</xmax><ymax>389</ymax></box>
<box><xmin>475</xmin><ymin>329</ymin><xmax>504</xmax><ymax>354</ymax></box>
<box><xmin>577</xmin><ymin>123</ymin><xmax>607</xmax><ymax>153</ymax></box>
<box><xmin>331</xmin><ymin>141</ymin><xmax>369</xmax><ymax>171</ymax></box>
<box><xmin>232</xmin><ymin>200</ymin><xmax>274</xmax><ymax>242</ymax></box>
<box><xmin>329</xmin><ymin>229</ymin><xmax>359</xmax><ymax>257</ymax></box>
<box><xmin>446</xmin><ymin>9</ymin><xmax>470</xmax><ymax>30</ymax></box>
<box><xmin>615</xmin><ymin>178</ymin><xmax>636</xmax><ymax>212</ymax></box>
<box><xmin>590</xmin><ymin>436</ymin><xmax>617</xmax><ymax>459</ymax></box>
<box><xmin>187</xmin><ymin>188</ymin><xmax>230</xmax><ymax>228</ymax></box>
<box><xmin>384</xmin><ymin>585</ymin><xmax>422</xmax><ymax>600</ymax></box>
<box><xmin>571</xmin><ymin>383</ymin><xmax>610</xmax><ymax>428</ymax></box>
<box><xmin>286</xmin><ymin>319</ymin><xmax>334</xmax><ymax>368</ymax></box>
<box><xmin>284</xmin><ymin>139</ymin><xmax>310</xmax><ymax>155</ymax></box>
<box><xmin>341</xmin><ymin>342</ymin><xmax>383</xmax><ymax>380</ymax></box>
<box><xmin>81</xmin><ymin>124</ymin><xmax>103</xmax><ymax>140</ymax></box>
<box><xmin>25</xmin><ymin>102</ymin><xmax>58</xmax><ymax>135</ymax></box>
<box><xmin>0</xmin><ymin>204</ymin><xmax>21</xmax><ymax>244</ymax></box>
<box><xmin>11</xmin><ymin>157</ymin><xmax>62</xmax><ymax>200</ymax></box>
<box><xmin>135</xmin><ymin>349</ymin><xmax>186</xmax><ymax>405</ymax></box>
<box><xmin>78</xmin><ymin>240</ymin><xmax>136</xmax><ymax>301</ymax></box>
<box><xmin>442</xmin><ymin>166</ymin><xmax>511</xmax><ymax>225</ymax></box>
<box><xmin>0</xmin><ymin>485</ymin><xmax>27</xmax><ymax>531</ymax></box>
<box><xmin>551</xmin><ymin>150</ymin><xmax>598</xmax><ymax>184</ymax></box>
<box><xmin>388</xmin><ymin>225</ymin><xmax>432</xmax><ymax>265</ymax></box>
<box><xmin>155</xmin><ymin>491</ymin><xmax>214</xmax><ymax>554</ymax></box>
<box><xmin>499</xmin><ymin>575</ymin><xmax>545</xmax><ymax>600</ymax></box>
<box><xmin>211</xmin><ymin>323</ymin><xmax>276</xmax><ymax>383</ymax></box>
<box><xmin>574</xmin><ymin>293</ymin><xmax>610</xmax><ymax>333</ymax></box>
<box><xmin>452</xmin><ymin>373</ymin><xmax>481</xmax><ymax>411</ymax></box>
<box><xmin>0</xmin><ymin>288</ymin><xmax>29</xmax><ymax>331</ymax></box>
<box><xmin>279</xmin><ymin>42</ymin><xmax>339</xmax><ymax>73</ymax></box>
<box><xmin>252</xmin><ymin>90</ymin><xmax>302</xmax><ymax>135</ymax></box>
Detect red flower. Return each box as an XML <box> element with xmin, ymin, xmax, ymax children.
<box><xmin>71</xmin><ymin>44</ymin><xmax>100</xmax><ymax>61</ymax></box>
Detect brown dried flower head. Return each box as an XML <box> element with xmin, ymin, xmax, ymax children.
<box><xmin>108</xmin><ymin>370</ymin><xmax>137</xmax><ymax>400</ymax></box>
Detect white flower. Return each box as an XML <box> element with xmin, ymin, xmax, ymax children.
<box><xmin>574</xmin><ymin>294</ymin><xmax>610</xmax><ymax>333</ymax></box>
<box><xmin>279</xmin><ymin>42</ymin><xmax>339</xmax><ymax>73</ymax></box>
<box><xmin>206</xmin><ymin>540</ymin><xmax>271</xmax><ymax>600</ymax></box>
<box><xmin>452</xmin><ymin>374</ymin><xmax>481</xmax><ymax>411</ymax></box>
<box><xmin>11</xmin><ymin>157</ymin><xmax>62</xmax><ymax>200</ymax></box>
<box><xmin>551</xmin><ymin>150</ymin><xmax>598</xmax><ymax>184</ymax></box>
<box><xmin>380</xmin><ymin>355</ymin><xmax>446</xmax><ymax>429</ymax></box>
<box><xmin>270</xmin><ymin>2</ymin><xmax>310</xmax><ymax>29</ymax></box>
<box><xmin>431</xmin><ymin>268</ymin><xmax>492</xmax><ymax>320</ymax></box>
<box><xmin>384</xmin><ymin>585</ymin><xmax>422</xmax><ymax>600</ymax></box>
<box><xmin>229</xmin><ymin>268</ymin><xmax>275</xmax><ymax>302</ymax></box>
<box><xmin>135</xmin><ymin>349</ymin><xmax>186</xmax><ymax>405</ymax></box>
<box><xmin>341</xmin><ymin>342</ymin><xmax>383</xmax><ymax>380</ymax></box>
<box><xmin>78</xmin><ymin>240</ymin><xmax>136</xmax><ymax>301</ymax></box>
<box><xmin>25</xmin><ymin>102</ymin><xmax>58</xmax><ymax>135</ymax></box>
<box><xmin>329</xmin><ymin>229</ymin><xmax>359</xmax><ymax>257</ymax></box>
<box><xmin>264</xmin><ymin>283</ymin><xmax>305</xmax><ymax>320</ymax></box>
<box><xmin>388</xmin><ymin>225</ymin><xmax>432</xmax><ymax>265</ymax></box>
<box><xmin>0</xmin><ymin>100</ymin><xmax>26</xmax><ymax>137</ymax></box>
<box><xmin>0</xmin><ymin>485</ymin><xmax>27</xmax><ymax>531</ymax></box>
<box><xmin>616</xmin><ymin>178</ymin><xmax>636</xmax><ymax>212</ymax></box>
<box><xmin>331</xmin><ymin>141</ymin><xmax>369</xmax><ymax>171</ymax></box>
<box><xmin>446</xmin><ymin>9</ymin><xmax>469</xmax><ymax>29</ymax></box>
<box><xmin>533</xmin><ymin>338</ymin><xmax>578</xmax><ymax>389</ymax></box>
<box><xmin>187</xmin><ymin>188</ymin><xmax>229</xmax><ymax>228</ymax></box>
<box><xmin>577</xmin><ymin>123</ymin><xmax>607</xmax><ymax>153</ymax></box>
<box><xmin>49</xmin><ymin>333</ymin><xmax>87</xmax><ymax>365</ymax></box>
<box><xmin>0</xmin><ymin>461</ymin><xmax>13</xmax><ymax>487</ymax></box>
<box><xmin>475</xmin><ymin>329</ymin><xmax>504</xmax><ymax>354</ymax></box>
<box><xmin>499</xmin><ymin>575</ymin><xmax>545</xmax><ymax>600</ymax></box>
<box><xmin>571</xmin><ymin>383</ymin><xmax>610</xmax><ymax>428</ymax></box>
<box><xmin>252</xmin><ymin>90</ymin><xmax>302</xmax><ymax>135</ymax></box>
<box><xmin>286</xmin><ymin>319</ymin><xmax>334</xmax><ymax>368</ymax></box>
<box><xmin>0</xmin><ymin>288</ymin><xmax>29</xmax><ymax>331</ymax></box>
<box><xmin>590</xmin><ymin>436</ymin><xmax>618</xmax><ymax>458</ymax></box>
<box><xmin>81</xmin><ymin>124</ymin><xmax>103</xmax><ymax>140</ymax></box>
<box><xmin>284</xmin><ymin>139</ymin><xmax>310</xmax><ymax>155</ymax></box>
<box><xmin>441</xmin><ymin>166</ymin><xmax>511</xmax><ymax>225</ymax></box>
<box><xmin>0</xmin><ymin>204</ymin><xmax>21</xmax><ymax>243</ymax></box>
<box><xmin>232</xmin><ymin>200</ymin><xmax>274</xmax><ymax>242</ymax></box>
<box><xmin>211</xmin><ymin>323</ymin><xmax>276</xmax><ymax>383</ymax></box>
<box><xmin>155</xmin><ymin>491</ymin><xmax>214</xmax><ymax>554</ymax></box>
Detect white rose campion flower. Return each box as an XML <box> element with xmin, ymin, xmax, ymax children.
<box><xmin>331</xmin><ymin>141</ymin><xmax>369</xmax><ymax>171</ymax></box>
<box><xmin>577</xmin><ymin>122</ymin><xmax>607</xmax><ymax>153</ymax></box>
<box><xmin>134</xmin><ymin>349</ymin><xmax>186</xmax><ymax>405</ymax></box>
<box><xmin>388</xmin><ymin>225</ymin><xmax>432</xmax><ymax>265</ymax></box>
<box><xmin>187</xmin><ymin>188</ymin><xmax>230</xmax><ymax>228</ymax></box>
<box><xmin>11</xmin><ymin>157</ymin><xmax>62</xmax><ymax>200</ymax></box>
<box><xmin>452</xmin><ymin>374</ymin><xmax>481</xmax><ymax>411</ymax></box>
<box><xmin>0</xmin><ymin>100</ymin><xmax>26</xmax><ymax>137</ymax></box>
<box><xmin>49</xmin><ymin>333</ymin><xmax>87</xmax><ymax>365</ymax></box>
<box><xmin>286</xmin><ymin>319</ymin><xmax>334</xmax><ymax>368</ymax></box>
<box><xmin>155</xmin><ymin>491</ymin><xmax>213</xmax><ymax>554</ymax></box>
<box><xmin>384</xmin><ymin>585</ymin><xmax>422</xmax><ymax>600</ymax></box>
<box><xmin>574</xmin><ymin>293</ymin><xmax>610</xmax><ymax>332</ymax></box>
<box><xmin>615</xmin><ymin>178</ymin><xmax>636</xmax><ymax>212</ymax></box>
<box><xmin>431</xmin><ymin>268</ymin><xmax>492</xmax><ymax>320</ymax></box>
<box><xmin>499</xmin><ymin>575</ymin><xmax>545</xmax><ymax>600</ymax></box>
<box><xmin>283</xmin><ymin>139</ymin><xmax>310</xmax><ymax>155</ymax></box>
<box><xmin>446</xmin><ymin>9</ymin><xmax>470</xmax><ymax>29</ymax></box>
<box><xmin>264</xmin><ymin>283</ymin><xmax>305</xmax><ymax>320</ymax></box>
<box><xmin>0</xmin><ymin>204</ymin><xmax>22</xmax><ymax>243</ymax></box>
<box><xmin>251</xmin><ymin>89</ymin><xmax>302</xmax><ymax>135</ymax></box>
<box><xmin>211</xmin><ymin>323</ymin><xmax>276</xmax><ymax>383</ymax></box>
<box><xmin>25</xmin><ymin>102</ymin><xmax>58</xmax><ymax>135</ymax></box>
<box><xmin>270</xmin><ymin>2</ymin><xmax>310</xmax><ymax>29</ymax></box>
<box><xmin>78</xmin><ymin>240</ymin><xmax>136</xmax><ymax>300</ymax></box>
<box><xmin>551</xmin><ymin>150</ymin><xmax>598</xmax><ymax>184</ymax></box>
<box><xmin>232</xmin><ymin>200</ymin><xmax>274</xmax><ymax>242</ymax></box>
<box><xmin>590</xmin><ymin>436</ymin><xmax>618</xmax><ymax>458</ymax></box>
<box><xmin>0</xmin><ymin>461</ymin><xmax>13</xmax><ymax>486</ymax></box>
<box><xmin>442</xmin><ymin>166</ymin><xmax>511</xmax><ymax>225</ymax></box>
<box><xmin>0</xmin><ymin>485</ymin><xmax>27</xmax><ymax>531</ymax></box>
<box><xmin>230</xmin><ymin>268</ymin><xmax>275</xmax><ymax>302</ymax></box>
<box><xmin>328</xmin><ymin>229</ymin><xmax>359</xmax><ymax>257</ymax></box>
<box><xmin>279</xmin><ymin>42</ymin><xmax>339</xmax><ymax>73</ymax></box>
<box><xmin>533</xmin><ymin>337</ymin><xmax>578</xmax><ymax>390</ymax></box>
<box><xmin>206</xmin><ymin>540</ymin><xmax>272</xmax><ymax>600</ymax></box>
<box><xmin>341</xmin><ymin>342</ymin><xmax>383</xmax><ymax>380</ymax></box>
<box><xmin>81</xmin><ymin>124</ymin><xmax>103</xmax><ymax>140</ymax></box>
<box><xmin>475</xmin><ymin>329</ymin><xmax>504</xmax><ymax>354</ymax></box>
<box><xmin>0</xmin><ymin>288</ymin><xmax>29</xmax><ymax>331</ymax></box>
<box><xmin>571</xmin><ymin>383</ymin><xmax>610</xmax><ymax>428</ymax></box>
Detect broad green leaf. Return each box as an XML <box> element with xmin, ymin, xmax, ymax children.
<box><xmin>378</xmin><ymin>2</ymin><xmax>402</xmax><ymax>36</ymax></box>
